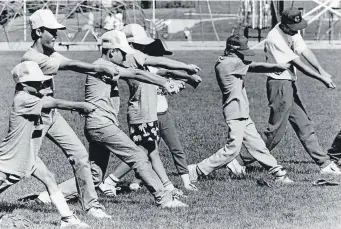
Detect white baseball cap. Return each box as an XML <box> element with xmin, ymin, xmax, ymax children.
<box><xmin>12</xmin><ymin>61</ymin><xmax>53</xmax><ymax>83</ymax></box>
<box><xmin>101</xmin><ymin>30</ymin><xmax>135</xmax><ymax>54</ymax></box>
<box><xmin>121</xmin><ymin>24</ymin><xmax>155</xmax><ymax>45</ymax></box>
<box><xmin>29</xmin><ymin>9</ymin><xmax>66</xmax><ymax>30</ymax></box>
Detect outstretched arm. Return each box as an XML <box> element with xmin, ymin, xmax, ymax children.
<box><xmin>42</xmin><ymin>97</ymin><xmax>96</xmax><ymax>116</ymax></box>
<box><xmin>301</xmin><ymin>48</ymin><xmax>333</xmax><ymax>78</ymax></box>
<box><xmin>291</xmin><ymin>57</ymin><xmax>335</xmax><ymax>88</ymax></box>
<box><xmin>144</xmin><ymin>56</ymin><xmax>200</xmax><ymax>74</ymax></box>
<box><xmin>248</xmin><ymin>62</ymin><xmax>290</xmax><ymax>73</ymax></box>
<box><xmin>58</xmin><ymin>59</ymin><xmax>119</xmax><ymax>81</ymax></box>
<box><xmin>156</xmin><ymin>69</ymin><xmax>202</xmax><ymax>88</ymax></box>
<box><xmin>118</xmin><ymin>67</ymin><xmax>185</xmax><ymax>94</ymax></box>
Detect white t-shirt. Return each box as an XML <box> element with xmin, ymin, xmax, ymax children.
<box><xmin>104</xmin><ymin>15</ymin><xmax>115</xmax><ymax>30</ymax></box>
<box><xmin>88</xmin><ymin>12</ymin><xmax>94</xmax><ymax>26</ymax></box>
<box><xmin>265</xmin><ymin>24</ymin><xmax>307</xmax><ymax>81</ymax></box>
<box><xmin>148</xmin><ymin>66</ymin><xmax>169</xmax><ymax>113</ymax></box>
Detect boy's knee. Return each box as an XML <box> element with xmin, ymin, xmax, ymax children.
<box><xmin>69</xmin><ymin>148</ymin><xmax>90</xmax><ymax>166</ymax></box>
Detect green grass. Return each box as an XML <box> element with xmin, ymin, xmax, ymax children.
<box><xmin>1</xmin><ymin>50</ymin><xmax>341</xmax><ymax>228</ymax></box>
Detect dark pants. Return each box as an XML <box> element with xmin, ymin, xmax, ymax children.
<box><xmin>158</xmin><ymin>111</ymin><xmax>189</xmax><ymax>175</ymax></box>
<box><xmin>238</xmin><ymin>78</ymin><xmax>331</xmax><ymax>168</ymax></box>
<box><xmin>328</xmin><ymin>131</ymin><xmax>341</xmax><ymax>165</ymax></box>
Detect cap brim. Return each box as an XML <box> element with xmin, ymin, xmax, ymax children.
<box><xmin>287</xmin><ymin>19</ymin><xmax>308</xmax><ymax>31</ymax></box>
<box><xmin>133</xmin><ymin>37</ymin><xmax>155</xmax><ymax>45</ymax></box>
<box><xmin>163</xmin><ymin>50</ymin><xmax>173</xmax><ymax>55</ymax></box>
<box><xmin>44</xmin><ymin>22</ymin><xmax>66</xmax><ymax>30</ymax></box>
<box><xmin>236</xmin><ymin>48</ymin><xmax>255</xmax><ymax>56</ymax></box>
<box><xmin>120</xmin><ymin>45</ymin><xmax>136</xmax><ymax>54</ymax></box>
<box><xmin>18</xmin><ymin>74</ymin><xmax>53</xmax><ymax>83</ymax></box>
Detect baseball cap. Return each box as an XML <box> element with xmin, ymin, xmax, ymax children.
<box><xmin>121</xmin><ymin>24</ymin><xmax>155</xmax><ymax>45</ymax></box>
<box><xmin>101</xmin><ymin>30</ymin><xmax>135</xmax><ymax>54</ymax></box>
<box><xmin>12</xmin><ymin>61</ymin><xmax>54</xmax><ymax>83</ymax></box>
<box><xmin>29</xmin><ymin>9</ymin><xmax>66</xmax><ymax>30</ymax></box>
<box><xmin>144</xmin><ymin>39</ymin><xmax>173</xmax><ymax>56</ymax></box>
<box><xmin>281</xmin><ymin>8</ymin><xmax>308</xmax><ymax>31</ymax></box>
<box><xmin>226</xmin><ymin>35</ymin><xmax>255</xmax><ymax>56</ymax></box>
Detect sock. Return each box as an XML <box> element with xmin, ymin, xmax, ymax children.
<box><xmin>163</xmin><ymin>180</ymin><xmax>175</xmax><ymax>191</ymax></box>
<box><xmin>105</xmin><ymin>174</ymin><xmax>119</xmax><ymax>186</ymax></box>
<box><xmin>37</xmin><ymin>191</ymin><xmax>51</xmax><ymax>204</ymax></box>
<box><xmin>49</xmin><ymin>191</ymin><xmax>72</xmax><ymax>218</ymax></box>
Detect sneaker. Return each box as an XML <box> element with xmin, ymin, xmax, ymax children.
<box><xmin>87</xmin><ymin>207</ymin><xmax>111</xmax><ymax>219</ymax></box>
<box><xmin>275</xmin><ymin>176</ymin><xmax>294</xmax><ymax>183</ymax></box>
<box><xmin>171</xmin><ymin>188</ymin><xmax>187</xmax><ymax>199</ymax></box>
<box><xmin>129</xmin><ymin>183</ymin><xmax>141</xmax><ymax>191</ymax></box>
<box><xmin>320</xmin><ymin>162</ymin><xmax>341</xmax><ymax>175</ymax></box>
<box><xmin>184</xmin><ymin>183</ymin><xmax>198</xmax><ymax>191</ymax></box>
<box><xmin>226</xmin><ymin>159</ymin><xmax>246</xmax><ymax>178</ymax></box>
<box><xmin>98</xmin><ymin>182</ymin><xmax>119</xmax><ymax>197</ymax></box>
<box><xmin>61</xmin><ymin>214</ymin><xmax>89</xmax><ymax>228</ymax></box>
<box><xmin>188</xmin><ymin>164</ymin><xmax>199</xmax><ymax>183</ymax></box>
<box><xmin>161</xmin><ymin>199</ymin><xmax>189</xmax><ymax>208</ymax></box>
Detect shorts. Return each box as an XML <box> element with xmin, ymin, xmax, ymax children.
<box><xmin>129</xmin><ymin>121</ymin><xmax>159</xmax><ymax>145</ymax></box>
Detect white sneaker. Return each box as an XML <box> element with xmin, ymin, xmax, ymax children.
<box><xmin>320</xmin><ymin>162</ymin><xmax>341</xmax><ymax>175</ymax></box>
<box><xmin>275</xmin><ymin>176</ymin><xmax>294</xmax><ymax>183</ymax></box>
<box><xmin>188</xmin><ymin>164</ymin><xmax>199</xmax><ymax>183</ymax></box>
<box><xmin>37</xmin><ymin>191</ymin><xmax>51</xmax><ymax>204</ymax></box>
<box><xmin>129</xmin><ymin>183</ymin><xmax>141</xmax><ymax>191</ymax></box>
<box><xmin>98</xmin><ymin>182</ymin><xmax>118</xmax><ymax>197</ymax></box>
<box><xmin>60</xmin><ymin>214</ymin><xmax>89</xmax><ymax>228</ymax></box>
<box><xmin>226</xmin><ymin>159</ymin><xmax>246</xmax><ymax>177</ymax></box>
<box><xmin>161</xmin><ymin>199</ymin><xmax>189</xmax><ymax>208</ymax></box>
<box><xmin>87</xmin><ymin>207</ymin><xmax>111</xmax><ymax>219</ymax></box>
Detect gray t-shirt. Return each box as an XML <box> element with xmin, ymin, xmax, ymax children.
<box><xmin>215</xmin><ymin>55</ymin><xmax>251</xmax><ymax>121</ymax></box>
<box><xmin>124</xmin><ymin>50</ymin><xmax>158</xmax><ymax>125</ymax></box>
<box><xmin>85</xmin><ymin>58</ymin><xmax>121</xmax><ymax>129</ymax></box>
<box><xmin>0</xmin><ymin>91</ymin><xmax>48</xmax><ymax>177</ymax></box>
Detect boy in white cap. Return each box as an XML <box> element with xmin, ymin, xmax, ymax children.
<box><xmin>234</xmin><ymin>8</ymin><xmax>340</xmax><ymax>176</ymax></box>
<box><xmin>36</xmin><ymin>30</ymin><xmax>188</xmax><ymax>208</ymax></box>
<box><xmin>187</xmin><ymin>35</ymin><xmax>293</xmax><ymax>183</ymax></box>
<box><xmin>21</xmin><ymin>9</ymin><xmax>117</xmax><ymax>218</ymax></box>
<box><xmin>102</xmin><ymin>24</ymin><xmax>201</xmax><ymax>194</ymax></box>
<box><xmin>0</xmin><ymin>61</ymin><xmax>93</xmax><ymax>228</ymax></box>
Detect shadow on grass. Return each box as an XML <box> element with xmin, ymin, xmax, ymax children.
<box><xmin>0</xmin><ymin>201</ymin><xmax>56</xmax><ymax>214</ymax></box>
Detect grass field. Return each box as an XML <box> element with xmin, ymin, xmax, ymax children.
<box><xmin>1</xmin><ymin>50</ymin><xmax>341</xmax><ymax>229</ymax></box>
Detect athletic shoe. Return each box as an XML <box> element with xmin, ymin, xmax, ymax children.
<box><xmin>226</xmin><ymin>159</ymin><xmax>246</xmax><ymax>177</ymax></box>
<box><xmin>98</xmin><ymin>182</ymin><xmax>118</xmax><ymax>197</ymax></box>
<box><xmin>161</xmin><ymin>199</ymin><xmax>189</xmax><ymax>208</ymax></box>
<box><xmin>275</xmin><ymin>176</ymin><xmax>294</xmax><ymax>183</ymax></box>
<box><xmin>61</xmin><ymin>214</ymin><xmax>89</xmax><ymax>228</ymax></box>
<box><xmin>184</xmin><ymin>183</ymin><xmax>198</xmax><ymax>191</ymax></box>
<box><xmin>87</xmin><ymin>207</ymin><xmax>111</xmax><ymax>219</ymax></box>
<box><xmin>129</xmin><ymin>183</ymin><xmax>141</xmax><ymax>191</ymax></box>
<box><xmin>171</xmin><ymin>188</ymin><xmax>187</xmax><ymax>199</ymax></box>
<box><xmin>188</xmin><ymin>164</ymin><xmax>199</xmax><ymax>183</ymax></box>
<box><xmin>320</xmin><ymin>162</ymin><xmax>341</xmax><ymax>175</ymax></box>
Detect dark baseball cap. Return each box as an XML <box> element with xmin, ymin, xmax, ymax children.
<box><xmin>281</xmin><ymin>8</ymin><xmax>308</xmax><ymax>31</ymax></box>
<box><xmin>144</xmin><ymin>39</ymin><xmax>173</xmax><ymax>56</ymax></box>
<box><xmin>226</xmin><ymin>35</ymin><xmax>255</xmax><ymax>56</ymax></box>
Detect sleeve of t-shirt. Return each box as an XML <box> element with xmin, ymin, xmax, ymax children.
<box><xmin>293</xmin><ymin>33</ymin><xmax>308</xmax><ymax>55</ymax></box>
<box><xmin>123</xmin><ymin>50</ymin><xmax>148</xmax><ymax>69</ymax></box>
<box><xmin>230</xmin><ymin>59</ymin><xmax>250</xmax><ymax>76</ymax></box>
<box><xmin>14</xmin><ymin>93</ymin><xmax>49</xmax><ymax>116</ymax></box>
<box><xmin>22</xmin><ymin>50</ymin><xmax>62</xmax><ymax>75</ymax></box>
<box><xmin>266</xmin><ymin>38</ymin><xmax>299</xmax><ymax>64</ymax></box>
